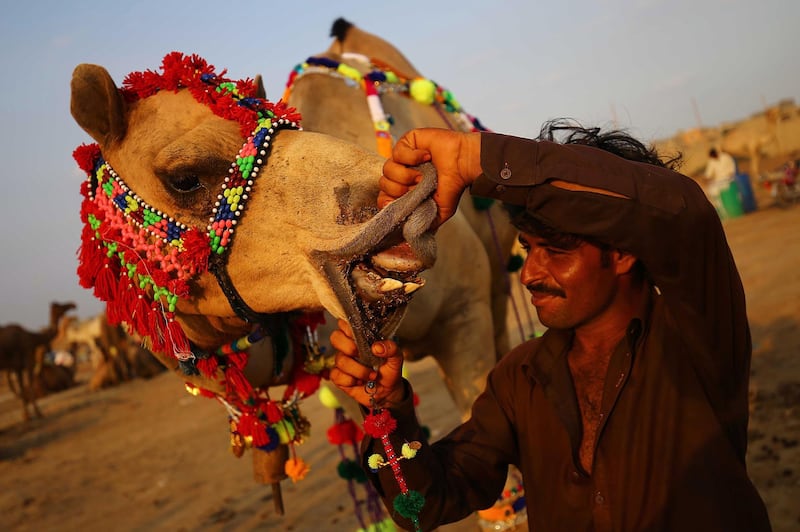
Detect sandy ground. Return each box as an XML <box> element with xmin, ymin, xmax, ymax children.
<box><xmin>1</xmin><ymin>203</ymin><xmax>799</xmax><ymax>532</ymax></box>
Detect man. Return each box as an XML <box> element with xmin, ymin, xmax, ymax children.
<box><xmin>330</xmin><ymin>121</ymin><xmax>770</xmax><ymax>531</ymax></box>
<box><xmin>704</xmin><ymin>147</ymin><xmax>737</xmax><ymax>212</ymax></box>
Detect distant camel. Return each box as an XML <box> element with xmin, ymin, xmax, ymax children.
<box><xmin>53</xmin><ymin>311</ymin><xmax>166</xmax><ymax>391</ymax></box>
<box><xmin>53</xmin><ymin>310</ymin><xmax>166</xmax><ymax>391</ymax></box>
<box><xmin>0</xmin><ymin>301</ymin><xmax>76</xmax><ymax>420</ymax></box>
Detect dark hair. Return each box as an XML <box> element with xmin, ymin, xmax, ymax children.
<box><xmin>505</xmin><ymin>119</ymin><xmax>670</xmax><ymax>280</ymax></box>
<box><xmin>537</xmin><ymin>118</ymin><xmax>681</xmax><ymax>169</ymax></box>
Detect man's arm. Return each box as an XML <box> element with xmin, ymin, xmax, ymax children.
<box><xmin>473</xmin><ymin>132</ymin><xmax>729</xmax><ymax>309</ymax></box>
<box><xmin>361</xmin><ymin>357</ymin><xmax>520</xmax><ymax>531</ymax></box>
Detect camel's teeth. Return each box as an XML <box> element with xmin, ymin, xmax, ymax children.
<box><xmin>403</xmin><ymin>281</ymin><xmax>423</xmax><ymax>294</ymax></box>
<box><xmin>378</xmin><ymin>278</ymin><xmax>404</xmax><ymax>293</ymax></box>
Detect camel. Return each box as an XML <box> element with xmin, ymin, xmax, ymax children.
<box><xmin>0</xmin><ymin>301</ymin><xmax>76</xmax><ymax>421</ymax></box>
<box><xmin>30</xmin><ymin>361</ymin><xmax>76</xmax><ymax>397</ymax></box>
<box><xmin>87</xmin><ymin>321</ymin><xmax>165</xmax><ymax>391</ymax></box>
<box><xmin>53</xmin><ymin>312</ymin><xmax>165</xmax><ymax>390</ymax></box>
<box><xmin>284</xmin><ymin>19</ymin><xmax>520</xmax><ymax>369</ymax></box>
<box><xmin>69</xmin><ymin>52</ymin><xmax>494</xmax><ymax>510</ymax></box>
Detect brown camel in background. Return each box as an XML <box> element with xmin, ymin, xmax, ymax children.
<box><xmin>0</xmin><ymin>301</ymin><xmax>76</xmax><ymax>421</ymax></box>
<box><xmin>52</xmin><ymin>311</ymin><xmax>166</xmax><ymax>391</ymax></box>
<box><xmin>87</xmin><ymin>318</ymin><xmax>165</xmax><ymax>391</ymax></box>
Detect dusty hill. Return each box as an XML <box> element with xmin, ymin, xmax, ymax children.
<box><xmin>654</xmin><ymin>98</ymin><xmax>800</xmax><ymax>197</ymax></box>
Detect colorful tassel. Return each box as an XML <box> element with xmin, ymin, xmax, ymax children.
<box><xmin>285</xmin><ymin>457</ymin><xmax>311</xmax><ymax>482</ymax></box>
<box><xmin>363</xmin><ymin>406</ymin><xmax>424</xmax><ymax>531</ymax></box>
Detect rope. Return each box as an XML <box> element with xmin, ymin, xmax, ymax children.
<box><xmin>486</xmin><ymin>208</ymin><xmax>527</xmax><ymax>345</ymax></box>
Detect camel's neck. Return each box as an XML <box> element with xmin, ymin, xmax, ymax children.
<box><xmin>39</xmin><ymin>326</ymin><xmax>58</xmax><ymax>343</ymax></box>
<box><xmin>45</xmin><ymin>312</ymin><xmax>69</xmax><ymax>343</ymax></box>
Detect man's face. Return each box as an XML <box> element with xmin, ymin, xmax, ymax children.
<box><xmin>518</xmin><ymin>232</ymin><xmax>619</xmax><ymax>330</ymax></box>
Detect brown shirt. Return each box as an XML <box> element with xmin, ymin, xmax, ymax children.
<box><xmin>364</xmin><ymin>133</ymin><xmax>770</xmax><ymax>531</ymax></box>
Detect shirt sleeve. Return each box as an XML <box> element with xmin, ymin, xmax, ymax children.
<box><xmin>360</xmin><ymin>358</ymin><xmax>521</xmax><ymax>531</ymax></box>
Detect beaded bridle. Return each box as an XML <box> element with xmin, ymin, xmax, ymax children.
<box><xmin>75</xmin><ymin>53</ymin><xmax>301</xmax><ymax>365</ymax></box>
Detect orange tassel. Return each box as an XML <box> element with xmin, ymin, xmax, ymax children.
<box><xmin>284</xmin><ymin>457</ymin><xmax>310</xmax><ymax>483</ymax></box>
<box><xmin>375</xmin><ymin>136</ymin><xmax>393</xmax><ymax>158</ymax></box>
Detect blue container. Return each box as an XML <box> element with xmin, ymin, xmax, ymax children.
<box><xmin>735</xmin><ymin>172</ymin><xmax>757</xmax><ymax>212</ymax></box>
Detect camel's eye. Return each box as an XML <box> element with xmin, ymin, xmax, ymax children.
<box><xmin>169</xmin><ymin>174</ymin><xmax>202</xmax><ymax>193</ymax></box>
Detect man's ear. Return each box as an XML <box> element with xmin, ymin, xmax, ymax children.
<box><xmin>613</xmin><ymin>251</ymin><xmax>639</xmax><ymax>275</ymax></box>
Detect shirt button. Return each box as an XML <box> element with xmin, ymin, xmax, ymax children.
<box><xmin>571</xmin><ymin>470</ymin><xmax>581</xmax><ymax>481</ymax></box>
<box><xmin>495</xmin><ymin>184</ymin><xmax>506</xmax><ymax>193</ymax></box>
<box><xmin>500</xmin><ymin>165</ymin><xmax>512</xmax><ymax>180</ymax></box>
<box><xmin>595</xmin><ymin>492</ymin><xmax>605</xmax><ymax>505</ymax></box>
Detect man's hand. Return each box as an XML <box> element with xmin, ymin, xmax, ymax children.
<box><xmin>379</xmin><ymin>128</ymin><xmax>483</xmax><ymax>228</ymax></box>
<box><xmin>329</xmin><ymin>319</ymin><xmax>405</xmax><ymax>408</ymax></box>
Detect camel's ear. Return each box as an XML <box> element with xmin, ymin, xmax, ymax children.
<box><xmin>70</xmin><ymin>63</ymin><xmax>126</xmax><ymax>145</ymax></box>
<box><xmin>254</xmin><ymin>74</ymin><xmax>267</xmax><ymax>100</ymax></box>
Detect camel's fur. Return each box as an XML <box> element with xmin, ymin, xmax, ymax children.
<box><xmin>286</xmin><ymin>19</ymin><xmax>519</xmax><ymax>414</ymax></box>
<box><xmin>69</xmin><ymin>58</ymin><xmax>496</xmax><ymax>411</ymax></box>
<box><xmin>0</xmin><ymin>301</ymin><xmax>76</xmax><ymax>420</ymax></box>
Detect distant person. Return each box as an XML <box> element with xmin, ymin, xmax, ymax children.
<box><xmin>783</xmin><ymin>159</ymin><xmax>798</xmax><ymax>186</ymax></box>
<box><xmin>704</xmin><ymin>147</ymin><xmax>737</xmax><ymax>212</ymax></box>
<box><xmin>330</xmin><ymin>121</ymin><xmax>771</xmax><ymax>531</ymax></box>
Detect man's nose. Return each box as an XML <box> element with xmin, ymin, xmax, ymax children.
<box><xmin>519</xmin><ymin>249</ymin><xmax>544</xmax><ymax>286</ymax></box>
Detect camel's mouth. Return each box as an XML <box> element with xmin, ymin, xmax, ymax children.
<box><xmin>347</xmin><ymin>241</ymin><xmax>426</xmax><ymax>338</ymax></box>
<box><xmin>311</xmin><ymin>163</ymin><xmax>439</xmax><ymax>368</ymax></box>
<box><xmin>351</xmin><ymin>248</ymin><xmax>425</xmax><ymax>306</ymax></box>
<box><xmin>315</xmin><ymin>236</ymin><xmax>431</xmax><ymax>369</ymax></box>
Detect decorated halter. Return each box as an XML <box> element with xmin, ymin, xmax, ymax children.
<box><xmin>74</xmin><ymin>52</ymin><xmax>301</xmax><ymax>363</ymax></box>
<box><xmin>73</xmin><ymin>53</ymin><xmax>323</xmax><ymax>480</ymax></box>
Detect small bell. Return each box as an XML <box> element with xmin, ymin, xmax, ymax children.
<box><xmin>252</xmin><ymin>444</ymin><xmax>289</xmax><ymax>515</ymax></box>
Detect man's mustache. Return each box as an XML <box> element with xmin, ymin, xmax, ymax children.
<box><xmin>526</xmin><ymin>283</ymin><xmax>566</xmax><ymax>298</ymax></box>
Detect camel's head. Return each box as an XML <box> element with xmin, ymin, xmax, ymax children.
<box><xmin>50</xmin><ymin>301</ymin><xmax>77</xmax><ymax>328</ymax></box>
<box><xmin>69</xmin><ymin>52</ymin><xmax>437</xmax><ymax>374</ymax></box>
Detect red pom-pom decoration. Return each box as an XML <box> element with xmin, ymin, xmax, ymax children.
<box><xmin>72</xmin><ymin>143</ymin><xmax>101</xmax><ymax>174</ymax></box>
<box><xmin>363</xmin><ymin>409</ymin><xmax>398</xmax><ymax>438</ymax></box>
<box><xmin>327</xmin><ymin>419</ymin><xmax>364</xmax><ymax>445</ymax></box>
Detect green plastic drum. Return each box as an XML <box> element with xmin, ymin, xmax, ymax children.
<box><xmin>720</xmin><ymin>181</ymin><xmax>744</xmax><ymax>219</ymax></box>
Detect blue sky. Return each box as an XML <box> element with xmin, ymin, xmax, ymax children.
<box><xmin>1</xmin><ymin>0</ymin><xmax>798</xmax><ymax>328</ymax></box>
